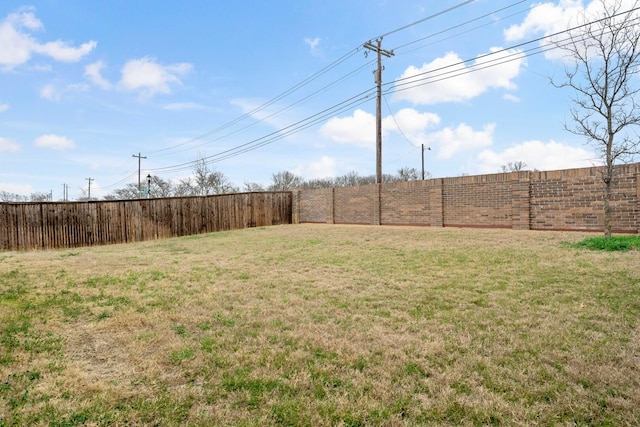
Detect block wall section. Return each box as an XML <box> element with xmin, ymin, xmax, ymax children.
<box><xmin>334</xmin><ymin>185</ymin><xmax>377</xmax><ymax>224</ymax></box>
<box><xmin>298</xmin><ymin>188</ymin><xmax>332</xmax><ymax>223</ymax></box>
<box><xmin>297</xmin><ymin>163</ymin><xmax>639</xmax><ymax>233</ymax></box>
<box><xmin>380</xmin><ymin>180</ymin><xmax>431</xmax><ymax>225</ymax></box>
<box><xmin>442</xmin><ymin>174</ymin><xmax>513</xmax><ymax>228</ymax></box>
<box><xmin>530</xmin><ymin>164</ymin><xmax>638</xmax><ymax>232</ymax></box>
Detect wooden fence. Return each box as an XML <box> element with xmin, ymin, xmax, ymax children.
<box><xmin>0</xmin><ymin>192</ymin><xmax>292</xmax><ymax>250</ymax></box>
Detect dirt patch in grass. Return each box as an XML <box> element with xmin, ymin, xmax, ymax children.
<box><xmin>1</xmin><ymin>224</ymin><xmax>639</xmax><ymax>425</ymax></box>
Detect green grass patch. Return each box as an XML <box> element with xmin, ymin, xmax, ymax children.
<box><xmin>571</xmin><ymin>234</ymin><xmax>640</xmax><ymax>251</ymax></box>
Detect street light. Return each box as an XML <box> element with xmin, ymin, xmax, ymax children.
<box><xmin>146</xmin><ymin>174</ymin><xmax>151</xmax><ymax>199</ymax></box>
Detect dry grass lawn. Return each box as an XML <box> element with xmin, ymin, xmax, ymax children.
<box><xmin>1</xmin><ymin>224</ymin><xmax>639</xmax><ymax>426</ymax></box>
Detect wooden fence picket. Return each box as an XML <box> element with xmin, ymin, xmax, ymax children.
<box><xmin>0</xmin><ymin>192</ymin><xmax>292</xmax><ymax>250</ymax></box>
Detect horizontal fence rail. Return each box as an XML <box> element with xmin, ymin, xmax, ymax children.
<box><xmin>0</xmin><ymin>192</ymin><xmax>292</xmax><ymax>251</ymax></box>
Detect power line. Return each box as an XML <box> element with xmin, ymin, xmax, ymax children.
<box><xmin>102</xmin><ymin>3</ymin><xmax>640</xmax><ymax>188</ymax></box>
<box><xmin>392</xmin><ymin>0</ymin><xmax>546</xmax><ymax>53</ymax></box>
<box><xmin>146</xmin><ymin>48</ymin><xmax>363</xmax><ymax>156</ymax></box>
<box><xmin>383</xmin><ymin>94</ymin><xmax>418</xmax><ymax>148</ymax></box>
<box><xmin>150</xmin><ymin>88</ymin><xmax>377</xmax><ymax>175</ymax></box>
<box><xmin>146</xmin><ymin>2</ymin><xmax>483</xmax><ymax>161</ymax></box>
<box><xmin>378</xmin><ymin>0</ymin><xmax>478</xmax><ymax>38</ymax></box>
<box><xmin>386</xmin><ymin>9</ymin><xmax>640</xmax><ymax>96</ymax></box>
<box><xmin>130</xmin><ymin>2</ymin><xmax>523</xmax><ymax>174</ymax></box>
<box><xmin>150</xmin><ymin>58</ymin><xmax>376</xmax><ymax>159</ymax></box>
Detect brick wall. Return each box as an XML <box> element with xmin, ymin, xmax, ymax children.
<box><xmin>296</xmin><ymin>163</ymin><xmax>639</xmax><ymax>233</ymax></box>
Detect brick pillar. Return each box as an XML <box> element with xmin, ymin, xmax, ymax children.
<box><xmin>511</xmin><ymin>171</ymin><xmax>531</xmax><ymax>230</ymax></box>
<box><xmin>429</xmin><ymin>178</ymin><xmax>444</xmax><ymax>227</ymax></box>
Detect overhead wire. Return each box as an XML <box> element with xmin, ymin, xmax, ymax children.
<box><xmin>151</xmin><ymin>57</ymin><xmax>377</xmax><ymax>159</ymax></box>
<box><xmin>100</xmin><ymin>1</ymin><xmax>639</xmax><ymax>189</ymax></box>
<box><xmin>385</xmin><ymin>8</ymin><xmax>640</xmax><ymax>96</ymax></box>
<box><xmin>135</xmin><ymin>1</ymin><xmax>484</xmax><ymax>176</ymax></box>
<box><xmin>378</xmin><ymin>0</ymin><xmax>478</xmax><ymax>38</ymax></box>
<box><xmin>195</xmin><ymin>12</ymin><xmax>640</xmax><ymax>172</ymax></box>
<box><xmin>392</xmin><ymin>1</ymin><xmax>551</xmax><ymax>54</ymax></box>
<box><xmin>98</xmin><ymin>1</ymin><xmax>486</xmax><ymax>189</ymax></box>
<box><xmin>382</xmin><ymin>94</ymin><xmax>419</xmax><ymax>148</ymax></box>
<box><xmin>149</xmin><ymin>87</ymin><xmax>377</xmax><ymax>174</ymax></box>
<box><xmin>146</xmin><ymin>48</ymin><xmax>363</xmax><ymax>156</ymax></box>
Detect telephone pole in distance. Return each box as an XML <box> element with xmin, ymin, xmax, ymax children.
<box><xmin>85</xmin><ymin>177</ymin><xmax>94</xmax><ymax>200</ymax></box>
<box><xmin>363</xmin><ymin>38</ymin><xmax>394</xmax><ymax>184</ymax></box>
<box><xmin>132</xmin><ymin>152</ymin><xmax>147</xmax><ymax>193</ymax></box>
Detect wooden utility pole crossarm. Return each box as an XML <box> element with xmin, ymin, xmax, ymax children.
<box><xmin>363</xmin><ymin>39</ymin><xmax>394</xmax><ymax>185</ymax></box>
<box><xmin>132</xmin><ymin>152</ymin><xmax>147</xmax><ymax>193</ymax></box>
<box><xmin>85</xmin><ymin>177</ymin><xmax>94</xmax><ymax>200</ymax></box>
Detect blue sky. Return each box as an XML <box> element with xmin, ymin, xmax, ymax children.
<box><xmin>0</xmin><ymin>0</ymin><xmax>623</xmax><ymax>199</ymax></box>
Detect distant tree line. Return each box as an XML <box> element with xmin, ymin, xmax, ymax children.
<box><xmin>0</xmin><ymin>191</ymin><xmax>52</xmax><ymax>202</ymax></box>
<box><xmin>102</xmin><ymin>164</ymin><xmax>429</xmax><ymax>201</ymax></box>
<box><xmin>1</xmin><ymin>159</ymin><xmax>536</xmax><ymax>202</ymax></box>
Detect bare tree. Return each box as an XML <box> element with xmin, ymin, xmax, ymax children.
<box><xmin>0</xmin><ymin>191</ymin><xmax>27</xmax><ymax>202</ymax></box>
<box><xmin>500</xmin><ymin>161</ymin><xmax>528</xmax><ymax>173</ymax></box>
<box><xmin>303</xmin><ymin>177</ymin><xmax>336</xmax><ymax>189</ymax></box>
<box><xmin>268</xmin><ymin>171</ymin><xmax>304</xmax><ymax>191</ymax></box>
<box><xmin>150</xmin><ymin>176</ymin><xmax>174</xmax><ymax>198</ymax></box>
<box><xmin>243</xmin><ymin>181</ymin><xmax>266</xmax><ymax>192</ymax></box>
<box><xmin>108</xmin><ymin>183</ymin><xmax>140</xmax><ymax>200</ymax></box>
<box><xmin>334</xmin><ymin>171</ymin><xmax>362</xmax><ymax>187</ymax></box>
<box><xmin>192</xmin><ymin>157</ymin><xmax>237</xmax><ymax>195</ymax></box>
<box><xmin>396</xmin><ymin>167</ymin><xmax>421</xmax><ymax>181</ymax></box>
<box><xmin>175</xmin><ymin>157</ymin><xmax>237</xmax><ymax>196</ymax></box>
<box><xmin>552</xmin><ymin>0</ymin><xmax>640</xmax><ymax>237</ymax></box>
<box><xmin>174</xmin><ymin>177</ymin><xmax>196</xmax><ymax>196</ymax></box>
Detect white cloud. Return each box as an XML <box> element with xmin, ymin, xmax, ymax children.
<box><xmin>84</xmin><ymin>60</ymin><xmax>111</xmax><ymax>89</ymax></box>
<box><xmin>0</xmin><ymin>103</ymin><xmax>8</xmax><ymax>112</ymax></box>
<box><xmin>0</xmin><ymin>136</ymin><xmax>20</xmax><ymax>152</ymax></box>
<box><xmin>503</xmin><ymin>0</ymin><xmax>638</xmax><ymax>60</ymax></box>
<box><xmin>382</xmin><ymin>108</ymin><xmax>441</xmax><ymax>146</ymax></box>
<box><xmin>306</xmin><ymin>156</ymin><xmax>337</xmax><ymax>179</ymax></box>
<box><xmin>503</xmin><ymin>93</ymin><xmax>521</xmax><ymax>102</ymax></box>
<box><xmin>0</xmin><ymin>182</ymin><xmax>33</xmax><ymax>195</ymax></box>
<box><xmin>34</xmin><ymin>134</ymin><xmax>75</xmax><ymax>150</ymax></box>
<box><xmin>163</xmin><ymin>102</ymin><xmax>207</xmax><ymax>111</ymax></box>
<box><xmin>426</xmin><ymin>123</ymin><xmax>496</xmax><ymax>160</ymax></box>
<box><xmin>321</xmin><ymin>108</ymin><xmax>443</xmax><ymax>149</ymax></box>
<box><xmin>304</xmin><ymin>37</ymin><xmax>323</xmax><ymax>57</ymax></box>
<box><xmin>39</xmin><ymin>83</ymin><xmax>60</xmax><ymax>101</ymax></box>
<box><xmin>32</xmin><ymin>39</ymin><xmax>96</xmax><ymax>62</ymax></box>
<box><xmin>320</xmin><ymin>109</ymin><xmax>376</xmax><ymax>148</ymax></box>
<box><xmin>0</xmin><ymin>9</ymin><xmax>96</xmax><ymax>71</ymax></box>
<box><xmin>477</xmin><ymin>140</ymin><xmax>596</xmax><ymax>173</ymax></box>
<box><xmin>393</xmin><ymin>48</ymin><xmax>525</xmax><ymax>105</ymax></box>
<box><xmin>118</xmin><ymin>56</ymin><xmax>192</xmax><ymax>96</ymax></box>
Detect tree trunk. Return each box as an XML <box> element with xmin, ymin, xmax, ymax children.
<box><xmin>603</xmin><ymin>181</ymin><xmax>612</xmax><ymax>238</ymax></box>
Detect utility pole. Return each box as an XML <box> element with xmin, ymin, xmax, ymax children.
<box><xmin>61</xmin><ymin>183</ymin><xmax>68</xmax><ymax>201</ymax></box>
<box><xmin>86</xmin><ymin>177</ymin><xmax>93</xmax><ymax>200</ymax></box>
<box><xmin>364</xmin><ymin>38</ymin><xmax>394</xmax><ymax>184</ymax></box>
<box><xmin>421</xmin><ymin>144</ymin><xmax>431</xmax><ymax>180</ymax></box>
<box><xmin>132</xmin><ymin>152</ymin><xmax>147</xmax><ymax>194</ymax></box>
